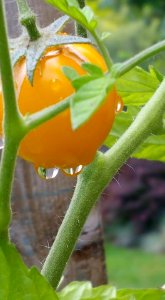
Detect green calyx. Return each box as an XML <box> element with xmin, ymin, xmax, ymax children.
<box><xmin>10</xmin><ymin>15</ymin><xmax>91</xmax><ymax>85</ymax></box>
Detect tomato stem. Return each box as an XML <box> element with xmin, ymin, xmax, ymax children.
<box><xmin>24</xmin><ymin>97</ymin><xmax>70</xmax><ymax>133</ymax></box>
<box><xmin>41</xmin><ymin>78</ymin><xmax>165</xmax><ymax>289</ymax></box>
<box><xmin>16</xmin><ymin>0</ymin><xmax>41</xmax><ymax>41</ymax></box>
<box><xmin>0</xmin><ymin>140</ymin><xmax>19</xmax><ymax>240</ymax></box>
<box><xmin>114</xmin><ymin>40</ymin><xmax>165</xmax><ymax>77</ymax></box>
<box><xmin>92</xmin><ymin>30</ymin><xmax>113</xmax><ymax>71</ymax></box>
<box><xmin>0</xmin><ymin>0</ymin><xmax>22</xmax><ymax>126</ymax></box>
<box><xmin>0</xmin><ymin>0</ymin><xmax>26</xmax><ymax>241</ymax></box>
<box><xmin>41</xmin><ymin>152</ymin><xmax>107</xmax><ymax>288</ymax></box>
<box><xmin>75</xmin><ymin>0</ymin><xmax>88</xmax><ymax>38</ymax></box>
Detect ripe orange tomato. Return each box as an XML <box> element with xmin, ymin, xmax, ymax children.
<box><xmin>0</xmin><ymin>43</ymin><xmax>121</xmax><ymax>171</ymax></box>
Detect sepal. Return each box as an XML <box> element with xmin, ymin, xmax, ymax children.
<box><xmin>9</xmin><ymin>16</ymin><xmax>91</xmax><ymax>84</ymax></box>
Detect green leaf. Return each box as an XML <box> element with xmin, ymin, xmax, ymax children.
<box><xmin>82</xmin><ymin>6</ymin><xmax>97</xmax><ymax>29</ymax></box>
<box><xmin>47</xmin><ymin>0</ymin><xmax>97</xmax><ymax>32</ymax></box>
<box><xmin>82</xmin><ymin>6</ymin><xmax>94</xmax><ymax>23</ymax></box>
<box><xmin>82</xmin><ymin>63</ymin><xmax>103</xmax><ymax>77</ymax></box>
<box><xmin>0</xmin><ymin>241</ymin><xmax>58</xmax><ymax>299</ymax></box>
<box><xmin>106</xmin><ymin>106</ymin><xmax>140</xmax><ymax>140</ymax></box>
<box><xmin>117</xmin><ymin>66</ymin><xmax>160</xmax><ymax>106</ymax></box>
<box><xmin>90</xmin><ymin>285</ymin><xmax>116</xmax><ymax>299</ymax></box>
<box><xmin>29</xmin><ymin>268</ymin><xmax>58</xmax><ymax>299</ymax></box>
<box><xmin>118</xmin><ymin>288</ymin><xmax>165</xmax><ymax>300</ymax></box>
<box><xmin>149</xmin><ymin>65</ymin><xmax>164</xmax><ymax>82</ymax></box>
<box><xmin>58</xmin><ymin>281</ymin><xmax>116</xmax><ymax>299</ymax></box>
<box><xmin>67</xmin><ymin>0</ymin><xmax>80</xmax><ymax>8</ymax></box>
<box><xmin>71</xmin><ymin>76</ymin><xmax>115</xmax><ymax>129</ymax></box>
<box><xmin>133</xmin><ymin>138</ymin><xmax>165</xmax><ymax>162</ymax></box>
<box><xmin>63</xmin><ymin>66</ymin><xmax>79</xmax><ymax>81</ymax></box>
<box><xmin>105</xmin><ymin>107</ymin><xmax>165</xmax><ymax>163</ymax></box>
<box><xmin>58</xmin><ymin>281</ymin><xmax>92</xmax><ymax>300</ymax></box>
<box><xmin>72</xmin><ymin>75</ymin><xmax>95</xmax><ymax>90</ymax></box>
<box><xmin>63</xmin><ymin>58</ymin><xmax>104</xmax><ymax>85</ymax></box>
<box><xmin>100</xmin><ymin>32</ymin><xmax>111</xmax><ymax>41</ymax></box>
<box><xmin>58</xmin><ymin>281</ymin><xmax>165</xmax><ymax>300</ymax></box>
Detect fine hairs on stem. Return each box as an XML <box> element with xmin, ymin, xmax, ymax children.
<box><xmin>16</xmin><ymin>0</ymin><xmax>41</xmax><ymax>40</ymax></box>
<box><xmin>0</xmin><ymin>0</ymin><xmax>165</xmax><ymax>291</ymax></box>
<box><xmin>75</xmin><ymin>0</ymin><xmax>88</xmax><ymax>38</ymax></box>
<box><xmin>41</xmin><ymin>79</ymin><xmax>165</xmax><ymax>288</ymax></box>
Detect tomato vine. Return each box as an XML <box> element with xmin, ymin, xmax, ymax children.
<box><xmin>0</xmin><ymin>0</ymin><xmax>165</xmax><ymax>297</ymax></box>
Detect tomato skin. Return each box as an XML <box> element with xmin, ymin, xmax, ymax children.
<box><xmin>0</xmin><ymin>44</ymin><xmax>120</xmax><ymax>169</ymax></box>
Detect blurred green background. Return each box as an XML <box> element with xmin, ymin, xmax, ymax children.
<box><xmin>86</xmin><ymin>0</ymin><xmax>165</xmax><ymax>288</ymax></box>
<box><xmin>87</xmin><ymin>0</ymin><xmax>165</xmax><ymax>72</ymax></box>
<box><xmin>105</xmin><ymin>244</ymin><xmax>165</xmax><ymax>288</ymax></box>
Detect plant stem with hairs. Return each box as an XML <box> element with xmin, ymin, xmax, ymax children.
<box><xmin>75</xmin><ymin>0</ymin><xmax>87</xmax><ymax>38</ymax></box>
<box><xmin>1</xmin><ymin>0</ymin><xmax>165</xmax><ymax>290</ymax></box>
<box><xmin>41</xmin><ymin>79</ymin><xmax>165</xmax><ymax>288</ymax></box>
<box><xmin>16</xmin><ymin>0</ymin><xmax>41</xmax><ymax>40</ymax></box>
<box><xmin>0</xmin><ymin>0</ymin><xmax>25</xmax><ymax>240</ymax></box>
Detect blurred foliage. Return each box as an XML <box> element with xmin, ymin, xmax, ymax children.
<box><xmin>101</xmin><ymin>158</ymin><xmax>165</xmax><ymax>249</ymax></box>
<box><xmin>98</xmin><ymin>0</ymin><xmax>165</xmax><ymax>13</ymax></box>
<box><xmin>140</xmin><ymin>217</ymin><xmax>165</xmax><ymax>253</ymax></box>
<box><xmin>87</xmin><ymin>0</ymin><xmax>165</xmax><ymax>72</ymax></box>
<box><xmin>88</xmin><ymin>1</ymin><xmax>165</xmax><ymax>258</ymax></box>
<box><xmin>105</xmin><ymin>243</ymin><xmax>165</xmax><ymax>288</ymax></box>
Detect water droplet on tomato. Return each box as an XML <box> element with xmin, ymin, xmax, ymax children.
<box><xmin>0</xmin><ymin>138</ymin><xmax>4</xmax><ymax>150</ymax></box>
<box><xmin>62</xmin><ymin>165</ymin><xmax>83</xmax><ymax>176</ymax></box>
<box><xmin>50</xmin><ymin>78</ymin><xmax>61</xmax><ymax>91</ymax></box>
<box><xmin>116</xmin><ymin>97</ymin><xmax>124</xmax><ymax>113</ymax></box>
<box><xmin>37</xmin><ymin>166</ymin><xmax>59</xmax><ymax>180</ymax></box>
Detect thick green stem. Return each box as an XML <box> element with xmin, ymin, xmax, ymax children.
<box><xmin>77</xmin><ymin>0</ymin><xmax>112</xmax><ymax>68</ymax></box>
<box><xmin>16</xmin><ymin>0</ymin><xmax>41</xmax><ymax>41</ymax></box>
<box><xmin>0</xmin><ymin>1</ymin><xmax>22</xmax><ymax>126</ymax></box>
<box><xmin>114</xmin><ymin>40</ymin><xmax>165</xmax><ymax>77</ymax></box>
<box><xmin>0</xmin><ymin>140</ymin><xmax>19</xmax><ymax>240</ymax></box>
<box><xmin>41</xmin><ymin>153</ymin><xmax>106</xmax><ymax>288</ymax></box>
<box><xmin>0</xmin><ymin>0</ymin><xmax>25</xmax><ymax>241</ymax></box>
<box><xmin>42</xmin><ymin>80</ymin><xmax>165</xmax><ymax>288</ymax></box>
<box><xmin>75</xmin><ymin>0</ymin><xmax>88</xmax><ymax>38</ymax></box>
<box><xmin>92</xmin><ymin>31</ymin><xmax>112</xmax><ymax>70</ymax></box>
<box><xmin>0</xmin><ymin>0</ymin><xmax>25</xmax><ymax>138</ymax></box>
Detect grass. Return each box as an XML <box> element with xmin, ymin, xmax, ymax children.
<box><xmin>105</xmin><ymin>243</ymin><xmax>165</xmax><ymax>289</ymax></box>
